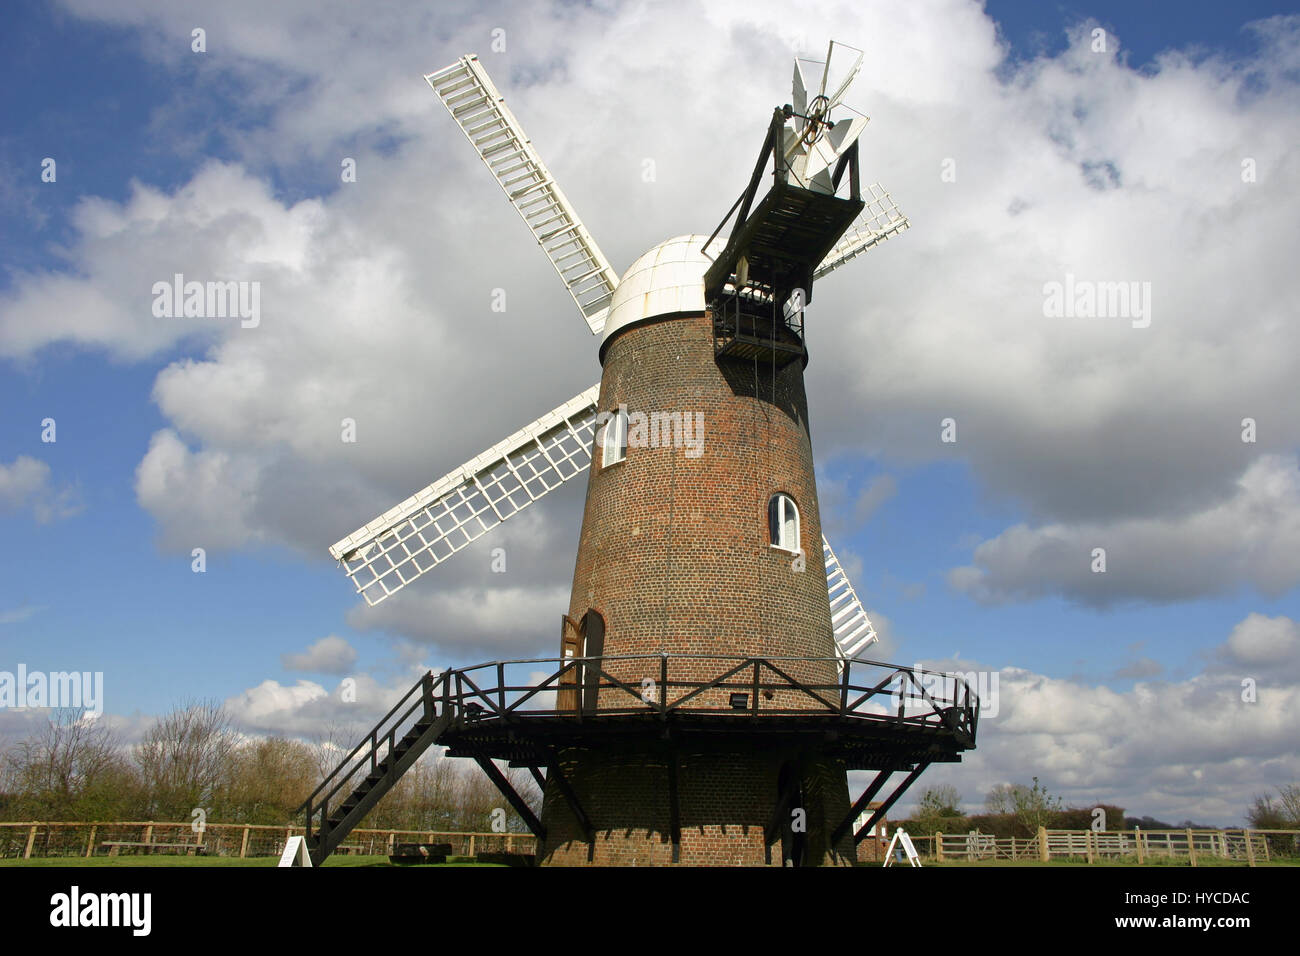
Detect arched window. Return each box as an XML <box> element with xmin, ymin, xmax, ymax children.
<box><xmin>768</xmin><ymin>493</ymin><xmax>800</xmax><ymax>553</ymax></box>
<box><xmin>601</xmin><ymin>405</ymin><xmax>628</xmax><ymax>467</ymax></box>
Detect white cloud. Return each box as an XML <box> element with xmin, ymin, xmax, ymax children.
<box><xmin>221</xmin><ymin>664</ymin><xmax>448</xmax><ymax>738</ymax></box>
<box><xmin>0</xmin><ymin>457</ymin><xmax>48</xmax><ymax>508</ymax></box>
<box><xmin>348</xmin><ymin>583</ymin><xmax>568</xmax><ymax>660</ymax></box>
<box><xmin>0</xmin><ymin>456</ymin><xmax>82</xmax><ymax>523</ymax></box>
<box><xmin>0</xmin><ymin>603</ymin><xmax>48</xmax><ymax>625</ymax></box>
<box><xmin>854</xmin><ymin>474</ymin><xmax>898</xmax><ymax>525</ymax></box>
<box><xmin>950</xmin><ymin>455</ymin><xmax>1300</xmax><ymax>606</ymax></box>
<box><xmin>1215</xmin><ymin>612</ymin><xmax>1300</xmax><ymax>682</ymax></box>
<box><xmin>876</xmin><ymin>611</ymin><xmax>1300</xmax><ymax>825</ymax></box>
<box><xmin>0</xmin><ymin>162</ymin><xmax>328</xmax><ymax>360</ymax></box>
<box><xmin>225</xmin><ymin>678</ymin><xmax>329</xmax><ymax>725</ymax></box>
<box><xmin>134</xmin><ymin>430</ymin><xmax>265</xmax><ymax>551</ymax></box>
<box><xmin>281</xmin><ymin>635</ymin><xmax>358</xmax><ymax>674</ymax></box>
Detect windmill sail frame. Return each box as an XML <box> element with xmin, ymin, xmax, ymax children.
<box><xmin>425</xmin><ymin>55</ymin><xmax>620</xmax><ymax>335</ymax></box>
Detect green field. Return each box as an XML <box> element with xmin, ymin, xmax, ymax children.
<box><xmin>0</xmin><ymin>854</ymin><xmax>500</xmax><ymax>867</ymax></box>
<box><xmin>920</xmin><ymin>857</ymin><xmax>1298</xmax><ymax>867</ymax></box>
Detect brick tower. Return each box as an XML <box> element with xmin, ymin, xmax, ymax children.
<box><xmin>541</xmin><ymin>235</ymin><xmax>851</xmax><ymax>866</ymax></box>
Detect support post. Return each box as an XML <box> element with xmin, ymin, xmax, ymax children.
<box><xmin>1038</xmin><ymin>826</ymin><xmax>1049</xmax><ymax>863</ymax></box>
<box><xmin>547</xmin><ymin>757</ymin><xmax>595</xmax><ymax>859</ymax></box>
<box><xmin>475</xmin><ymin>755</ymin><xmax>546</xmax><ymax>841</ymax></box>
<box><xmin>1136</xmin><ymin>827</ymin><xmax>1144</xmax><ymax>864</ymax></box>
<box><xmin>85</xmin><ymin>825</ymin><xmax>97</xmax><ymax>858</ymax></box>
<box><xmin>935</xmin><ymin>832</ymin><xmax>944</xmax><ymax>862</ymax></box>
<box><xmin>830</xmin><ymin>765</ymin><xmax>898</xmax><ymax>845</ymax></box>
<box><xmin>854</xmin><ymin>763</ymin><xmax>931</xmax><ymax>843</ymax></box>
<box><xmin>24</xmin><ymin>825</ymin><xmax>37</xmax><ymax>860</ymax></box>
<box><xmin>1244</xmin><ymin>829</ymin><xmax>1256</xmax><ymax>867</ymax></box>
<box><xmin>1186</xmin><ymin>828</ymin><xmax>1197</xmax><ymax>867</ymax></box>
<box><xmin>240</xmin><ymin>826</ymin><xmax>250</xmax><ymax>858</ymax></box>
<box><xmin>667</xmin><ymin>752</ymin><xmax>681</xmax><ymax>864</ymax></box>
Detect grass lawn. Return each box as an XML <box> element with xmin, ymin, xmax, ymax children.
<box><xmin>0</xmin><ymin>854</ymin><xmax>501</xmax><ymax>867</ymax></box>
<box><xmin>922</xmin><ymin>857</ymin><xmax>1298</xmax><ymax>867</ymax></box>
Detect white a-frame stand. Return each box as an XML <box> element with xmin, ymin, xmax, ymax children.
<box><xmin>882</xmin><ymin>828</ymin><xmax>922</xmax><ymax>867</ymax></box>
<box><xmin>278</xmin><ymin>836</ymin><xmax>313</xmax><ymax>867</ymax></box>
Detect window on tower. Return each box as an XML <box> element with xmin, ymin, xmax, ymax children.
<box><xmin>601</xmin><ymin>405</ymin><xmax>628</xmax><ymax>467</ymax></box>
<box><xmin>768</xmin><ymin>493</ymin><xmax>800</xmax><ymax>553</ymax></box>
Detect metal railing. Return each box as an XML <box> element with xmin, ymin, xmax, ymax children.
<box><xmin>300</xmin><ymin>653</ymin><xmax>979</xmax><ymax>842</ymax></box>
<box><xmin>298</xmin><ymin>671</ymin><xmax>441</xmax><ymax>842</ymax></box>
<box><xmin>438</xmin><ymin>653</ymin><xmax>976</xmax><ymax>733</ymax></box>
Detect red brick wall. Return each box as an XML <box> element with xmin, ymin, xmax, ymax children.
<box><xmin>540</xmin><ymin>747</ymin><xmax>856</xmax><ymax>867</ymax></box>
<box><xmin>566</xmin><ymin>311</ymin><xmax>837</xmax><ymax>693</ymax></box>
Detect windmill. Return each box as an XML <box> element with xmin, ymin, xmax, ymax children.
<box><xmin>300</xmin><ymin>42</ymin><xmax>977</xmax><ymax>867</ymax></box>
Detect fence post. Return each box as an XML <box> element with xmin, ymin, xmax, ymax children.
<box><xmin>24</xmin><ymin>825</ymin><xmax>37</xmax><ymax>860</ymax></box>
<box><xmin>935</xmin><ymin>832</ymin><xmax>944</xmax><ymax>862</ymax></box>
<box><xmin>1136</xmin><ymin>827</ymin><xmax>1144</xmax><ymax>864</ymax></box>
<box><xmin>1186</xmin><ymin>828</ymin><xmax>1197</xmax><ymax>867</ymax></box>
<box><xmin>1085</xmin><ymin>829</ymin><xmax>1094</xmax><ymax>864</ymax></box>
<box><xmin>469</xmin><ymin>833</ymin><xmax>476</xmax><ymax>856</ymax></box>
<box><xmin>143</xmin><ymin>823</ymin><xmax>153</xmax><ymax>851</ymax></box>
<box><xmin>1037</xmin><ymin>826</ymin><xmax>1049</xmax><ymax>863</ymax></box>
<box><xmin>1243</xmin><ymin>829</ymin><xmax>1256</xmax><ymax>867</ymax></box>
<box><xmin>240</xmin><ymin>827</ymin><xmax>250</xmax><ymax>858</ymax></box>
<box><xmin>85</xmin><ymin>825</ymin><xmax>97</xmax><ymax>858</ymax></box>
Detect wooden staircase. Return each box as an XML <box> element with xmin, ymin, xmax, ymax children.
<box><xmin>299</xmin><ymin>672</ymin><xmax>450</xmax><ymax>866</ymax></box>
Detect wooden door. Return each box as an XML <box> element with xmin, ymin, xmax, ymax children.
<box><xmin>558</xmin><ymin>615</ymin><xmax>582</xmax><ymax>712</ymax></box>
<box><xmin>580</xmin><ymin>610</ymin><xmax>605</xmax><ymax>714</ymax></box>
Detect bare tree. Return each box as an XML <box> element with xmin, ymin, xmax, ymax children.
<box><xmin>368</xmin><ymin>750</ymin><xmax>461</xmax><ymax>831</ymax></box>
<box><xmin>305</xmin><ymin>718</ymin><xmax>370</xmax><ymax>796</ymax></box>
<box><xmin>1012</xmin><ymin>776</ymin><xmax>1063</xmax><ymax>835</ymax></box>
<box><xmin>134</xmin><ymin>700</ymin><xmax>236</xmax><ymax>820</ymax></box>
<box><xmin>1278</xmin><ymin>783</ymin><xmax>1300</xmax><ymax>825</ymax></box>
<box><xmin>3</xmin><ymin>710</ymin><xmax>135</xmax><ymax>820</ymax></box>
<box><xmin>984</xmin><ymin>782</ymin><xmax>1017</xmax><ymax>814</ymax></box>
<box><xmin>220</xmin><ymin>736</ymin><xmax>318</xmax><ymax>825</ymax></box>
<box><xmin>1248</xmin><ymin>783</ymin><xmax>1300</xmax><ymax>829</ymax></box>
<box><xmin>908</xmin><ymin>783</ymin><xmax>965</xmax><ymax>835</ymax></box>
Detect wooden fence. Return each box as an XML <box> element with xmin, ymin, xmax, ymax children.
<box><xmin>916</xmin><ymin>827</ymin><xmax>1298</xmax><ymax>865</ymax></box>
<box><xmin>0</xmin><ymin>821</ymin><xmax>537</xmax><ymax>860</ymax></box>
<box><xmin>4</xmin><ymin>820</ymin><xmax>1295</xmax><ymax>864</ymax></box>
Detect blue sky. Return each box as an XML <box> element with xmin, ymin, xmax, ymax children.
<box><xmin>2</xmin><ymin>0</ymin><xmax>1299</xmax><ymax>824</ymax></box>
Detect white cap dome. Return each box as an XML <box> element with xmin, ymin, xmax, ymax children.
<box><xmin>601</xmin><ymin>234</ymin><xmax>724</xmax><ymax>351</ymax></box>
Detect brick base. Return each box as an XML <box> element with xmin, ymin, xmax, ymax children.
<box><xmin>538</xmin><ymin>745</ymin><xmax>856</xmax><ymax>866</ymax></box>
